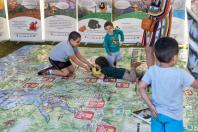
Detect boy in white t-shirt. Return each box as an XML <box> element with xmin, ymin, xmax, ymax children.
<box><xmin>138</xmin><ymin>37</ymin><xmax>198</xmax><ymax>132</ymax></box>
<box><xmin>38</xmin><ymin>31</ymin><xmax>92</xmax><ymax>77</ymax></box>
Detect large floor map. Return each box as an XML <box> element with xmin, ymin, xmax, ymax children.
<box><xmin>0</xmin><ymin>45</ymin><xmax>197</xmax><ymax>132</ymax></box>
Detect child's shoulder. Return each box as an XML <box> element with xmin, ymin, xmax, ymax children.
<box><xmin>104</xmin><ymin>33</ymin><xmax>110</xmax><ymax>39</ymax></box>
<box><xmin>114</xmin><ymin>28</ymin><xmax>123</xmax><ymax>32</ymax></box>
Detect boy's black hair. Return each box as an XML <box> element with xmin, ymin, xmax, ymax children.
<box><xmin>68</xmin><ymin>31</ymin><xmax>81</xmax><ymax>41</ymax></box>
<box><xmin>154</xmin><ymin>37</ymin><xmax>179</xmax><ymax>63</ymax></box>
<box><xmin>95</xmin><ymin>56</ymin><xmax>110</xmax><ymax>68</ymax></box>
<box><xmin>104</xmin><ymin>21</ymin><xmax>113</xmax><ymax>28</ymax></box>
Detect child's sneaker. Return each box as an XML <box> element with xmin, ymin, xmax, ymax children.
<box><xmin>38</xmin><ymin>67</ymin><xmax>53</xmax><ymax>76</ymax></box>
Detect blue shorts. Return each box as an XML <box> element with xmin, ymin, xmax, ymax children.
<box><xmin>151</xmin><ymin>114</ymin><xmax>183</xmax><ymax>132</ymax></box>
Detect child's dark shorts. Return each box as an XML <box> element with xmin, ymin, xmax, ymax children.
<box><xmin>49</xmin><ymin>58</ymin><xmax>72</xmax><ymax>70</ymax></box>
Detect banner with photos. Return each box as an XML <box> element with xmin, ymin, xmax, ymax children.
<box><xmin>7</xmin><ymin>0</ymin><xmax>42</xmax><ymax>41</ymax></box>
<box><xmin>0</xmin><ymin>0</ymin><xmax>9</xmax><ymax>41</ymax></box>
<box><xmin>78</xmin><ymin>0</ymin><xmax>112</xmax><ymax>43</ymax></box>
<box><xmin>44</xmin><ymin>0</ymin><xmax>77</xmax><ymax>41</ymax></box>
<box><xmin>0</xmin><ymin>0</ymin><xmax>190</xmax><ymax>44</ymax></box>
<box><xmin>113</xmin><ymin>0</ymin><xmax>187</xmax><ymax>44</ymax></box>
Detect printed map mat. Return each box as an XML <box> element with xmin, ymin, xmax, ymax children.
<box><xmin>0</xmin><ymin>45</ymin><xmax>197</xmax><ymax>132</ymax></box>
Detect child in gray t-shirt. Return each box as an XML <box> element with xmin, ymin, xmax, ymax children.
<box><xmin>138</xmin><ymin>37</ymin><xmax>198</xmax><ymax>132</ymax></box>
<box><xmin>38</xmin><ymin>31</ymin><xmax>92</xmax><ymax>77</ymax></box>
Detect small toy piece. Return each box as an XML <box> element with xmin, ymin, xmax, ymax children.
<box><xmin>90</xmin><ymin>66</ymin><xmax>102</xmax><ymax>78</ymax></box>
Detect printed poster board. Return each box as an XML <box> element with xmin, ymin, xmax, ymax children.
<box><xmin>7</xmin><ymin>0</ymin><xmax>42</xmax><ymax>41</ymax></box>
<box><xmin>44</xmin><ymin>0</ymin><xmax>77</xmax><ymax>41</ymax></box>
<box><xmin>0</xmin><ymin>0</ymin><xmax>9</xmax><ymax>41</ymax></box>
<box><xmin>113</xmin><ymin>0</ymin><xmax>187</xmax><ymax>45</ymax></box>
<box><xmin>78</xmin><ymin>0</ymin><xmax>112</xmax><ymax>43</ymax></box>
<box><xmin>113</xmin><ymin>0</ymin><xmax>147</xmax><ymax>44</ymax></box>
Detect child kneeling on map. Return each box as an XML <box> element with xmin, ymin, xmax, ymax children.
<box><xmin>38</xmin><ymin>31</ymin><xmax>92</xmax><ymax>77</ymax></box>
<box><xmin>94</xmin><ymin>56</ymin><xmax>141</xmax><ymax>82</ymax></box>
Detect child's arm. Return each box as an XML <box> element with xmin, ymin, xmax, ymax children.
<box><xmin>75</xmin><ymin>52</ymin><xmax>92</xmax><ymax>67</ymax></box>
<box><xmin>92</xmin><ymin>73</ymin><xmax>104</xmax><ymax>79</ymax></box>
<box><xmin>138</xmin><ymin>81</ymin><xmax>157</xmax><ymax>118</ymax></box>
<box><xmin>104</xmin><ymin>35</ymin><xmax>111</xmax><ymax>55</ymax></box>
<box><xmin>191</xmin><ymin>79</ymin><xmax>198</xmax><ymax>89</ymax></box>
<box><xmin>69</xmin><ymin>55</ymin><xmax>90</xmax><ymax>70</ymax></box>
<box><xmin>117</xmin><ymin>29</ymin><xmax>124</xmax><ymax>42</ymax></box>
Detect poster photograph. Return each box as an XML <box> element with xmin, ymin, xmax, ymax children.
<box><xmin>44</xmin><ymin>0</ymin><xmax>77</xmax><ymax>41</ymax></box>
<box><xmin>0</xmin><ymin>0</ymin><xmax>9</xmax><ymax>41</ymax></box>
<box><xmin>78</xmin><ymin>0</ymin><xmax>112</xmax><ymax>43</ymax></box>
<box><xmin>7</xmin><ymin>0</ymin><xmax>42</xmax><ymax>41</ymax></box>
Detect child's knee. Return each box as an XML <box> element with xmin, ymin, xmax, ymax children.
<box><xmin>62</xmin><ymin>70</ymin><xmax>70</xmax><ymax>76</ymax></box>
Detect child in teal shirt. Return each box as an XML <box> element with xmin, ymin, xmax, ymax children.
<box><xmin>103</xmin><ymin>21</ymin><xmax>124</xmax><ymax>67</ymax></box>
<box><xmin>94</xmin><ymin>56</ymin><xmax>141</xmax><ymax>82</ymax></box>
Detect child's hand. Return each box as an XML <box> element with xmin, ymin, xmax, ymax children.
<box><xmin>84</xmin><ymin>65</ymin><xmax>90</xmax><ymax>71</ymax></box>
<box><xmin>150</xmin><ymin>105</ymin><xmax>158</xmax><ymax>118</ymax></box>
<box><xmin>113</xmin><ymin>40</ymin><xmax>119</xmax><ymax>45</ymax></box>
<box><xmin>88</xmin><ymin>63</ymin><xmax>94</xmax><ymax>68</ymax></box>
<box><xmin>119</xmin><ymin>42</ymin><xmax>123</xmax><ymax>46</ymax></box>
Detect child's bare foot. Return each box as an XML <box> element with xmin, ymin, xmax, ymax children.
<box><xmin>131</xmin><ymin>62</ymin><xmax>141</xmax><ymax>68</ymax></box>
<box><xmin>68</xmin><ymin>73</ymin><xmax>76</xmax><ymax>78</ymax></box>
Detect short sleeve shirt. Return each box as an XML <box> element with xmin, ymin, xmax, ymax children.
<box><xmin>142</xmin><ymin>65</ymin><xmax>195</xmax><ymax>120</ymax></box>
<box><xmin>49</xmin><ymin>40</ymin><xmax>79</xmax><ymax>62</ymax></box>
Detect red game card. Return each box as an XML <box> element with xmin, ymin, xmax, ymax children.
<box><xmin>61</xmin><ymin>75</ymin><xmax>76</xmax><ymax>80</ymax></box>
<box><xmin>103</xmin><ymin>77</ymin><xmax>116</xmax><ymax>83</ymax></box>
<box><xmin>84</xmin><ymin>78</ymin><xmax>98</xmax><ymax>83</ymax></box>
<box><xmin>23</xmin><ymin>83</ymin><xmax>39</xmax><ymax>88</ymax></box>
<box><xmin>42</xmin><ymin>77</ymin><xmax>55</xmax><ymax>82</ymax></box>
<box><xmin>83</xmin><ymin>71</ymin><xmax>92</xmax><ymax>75</ymax></box>
<box><xmin>184</xmin><ymin>89</ymin><xmax>193</xmax><ymax>96</ymax></box>
<box><xmin>87</xmin><ymin>100</ymin><xmax>105</xmax><ymax>108</ymax></box>
<box><xmin>116</xmin><ymin>82</ymin><xmax>130</xmax><ymax>88</ymax></box>
<box><xmin>96</xmin><ymin>124</ymin><xmax>116</xmax><ymax>132</ymax></box>
<box><xmin>74</xmin><ymin>111</ymin><xmax>94</xmax><ymax>120</ymax></box>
